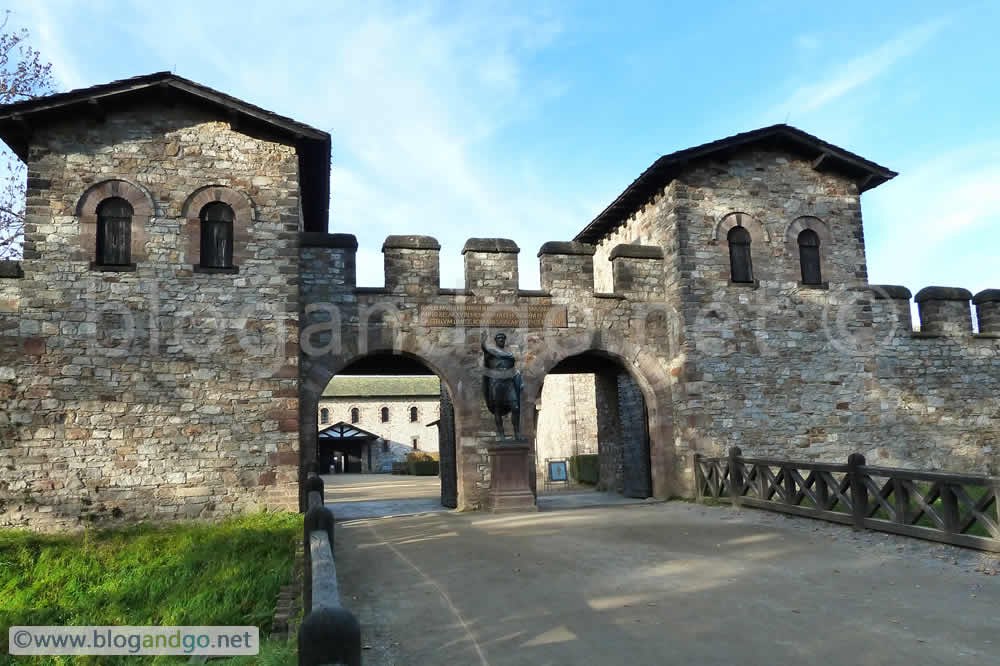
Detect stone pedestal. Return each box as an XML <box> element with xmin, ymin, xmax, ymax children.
<box><xmin>487</xmin><ymin>439</ymin><xmax>537</xmax><ymax>513</ymax></box>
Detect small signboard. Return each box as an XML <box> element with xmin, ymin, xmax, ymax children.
<box><xmin>548</xmin><ymin>460</ymin><xmax>568</xmax><ymax>482</ymax></box>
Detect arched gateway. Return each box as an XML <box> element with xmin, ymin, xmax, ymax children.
<box><xmin>5</xmin><ymin>73</ymin><xmax>996</xmax><ymax>529</ymax></box>
<box><xmin>299</xmin><ymin>235</ymin><xmax>679</xmax><ymax>511</ymax></box>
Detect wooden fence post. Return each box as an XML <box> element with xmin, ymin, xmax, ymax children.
<box><xmin>848</xmin><ymin>453</ymin><xmax>868</xmax><ymax>531</ymax></box>
<box><xmin>939</xmin><ymin>483</ymin><xmax>959</xmax><ymax>535</ymax></box>
<box><xmin>729</xmin><ymin>447</ymin><xmax>743</xmax><ymax>508</ymax></box>
<box><xmin>694</xmin><ymin>454</ymin><xmax>703</xmax><ymax>502</ymax></box>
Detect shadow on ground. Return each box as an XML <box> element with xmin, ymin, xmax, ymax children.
<box><xmin>334</xmin><ymin>501</ymin><xmax>1000</xmax><ymax>666</ymax></box>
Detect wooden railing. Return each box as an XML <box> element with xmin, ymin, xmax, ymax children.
<box><xmin>297</xmin><ymin>473</ymin><xmax>362</xmax><ymax>666</ymax></box>
<box><xmin>695</xmin><ymin>447</ymin><xmax>1000</xmax><ymax>553</ymax></box>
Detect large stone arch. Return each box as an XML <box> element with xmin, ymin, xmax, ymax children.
<box><xmin>521</xmin><ymin>331</ymin><xmax>676</xmax><ymax>499</ymax></box>
<box><xmin>299</xmin><ymin>341</ymin><xmax>465</xmax><ymax>510</ymax></box>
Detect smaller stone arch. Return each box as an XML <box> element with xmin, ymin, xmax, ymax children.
<box><xmin>181</xmin><ymin>185</ymin><xmax>256</xmax><ymax>269</ymax></box>
<box><xmin>712</xmin><ymin>211</ymin><xmax>771</xmax><ymax>243</ymax></box>
<box><xmin>181</xmin><ymin>185</ymin><xmax>256</xmax><ymax>220</ymax></box>
<box><xmin>784</xmin><ymin>215</ymin><xmax>832</xmax><ymax>245</ymax></box>
<box><xmin>75</xmin><ymin>179</ymin><xmax>155</xmax><ymax>264</ymax></box>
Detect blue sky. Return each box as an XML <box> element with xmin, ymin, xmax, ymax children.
<box><xmin>11</xmin><ymin>1</ymin><xmax>999</xmax><ymax>301</ymax></box>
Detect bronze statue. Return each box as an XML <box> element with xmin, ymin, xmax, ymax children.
<box><xmin>481</xmin><ymin>331</ymin><xmax>523</xmax><ymax>439</ymax></box>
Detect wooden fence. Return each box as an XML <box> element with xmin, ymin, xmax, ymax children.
<box><xmin>695</xmin><ymin>447</ymin><xmax>1000</xmax><ymax>553</ymax></box>
<box><xmin>297</xmin><ymin>472</ymin><xmax>362</xmax><ymax>666</ymax></box>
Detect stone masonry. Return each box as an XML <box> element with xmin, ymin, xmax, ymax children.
<box><xmin>0</xmin><ymin>76</ymin><xmax>320</xmax><ymax>529</ymax></box>
<box><xmin>1</xmin><ymin>77</ymin><xmax>997</xmax><ymax>528</ymax></box>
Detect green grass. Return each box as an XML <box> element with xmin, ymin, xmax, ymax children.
<box><xmin>0</xmin><ymin>511</ymin><xmax>302</xmax><ymax>665</ymax></box>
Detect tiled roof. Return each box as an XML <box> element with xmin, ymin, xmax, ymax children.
<box><xmin>0</xmin><ymin>71</ymin><xmax>331</xmax><ymax>233</ymax></box>
<box><xmin>574</xmin><ymin>124</ymin><xmax>897</xmax><ymax>244</ymax></box>
<box><xmin>322</xmin><ymin>375</ymin><xmax>441</xmax><ymax>398</ymax></box>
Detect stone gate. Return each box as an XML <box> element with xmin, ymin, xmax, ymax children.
<box><xmin>0</xmin><ymin>73</ymin><xmax>997</xmax><ymax>528</ymax></box>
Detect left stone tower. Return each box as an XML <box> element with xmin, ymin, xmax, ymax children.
<box><xmin>0</xmin><ymin>73</ymin><xmax>331</xmax><ymax>530</ymax></box>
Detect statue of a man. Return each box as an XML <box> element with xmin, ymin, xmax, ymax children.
<box><xmin>482</xmin><ymin>331</ymin><xmax>523</xmax><ymax>439</ymax></box>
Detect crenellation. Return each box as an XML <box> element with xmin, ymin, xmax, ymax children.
<box><xmin>382</xmin><ymin>235</ymin><xmax>440</xmax><ymax>295</ymax></box>
<box><xmin>973</xmin><ymin>289</ymin><xmax>1000</xmax><ymax>335</ymax></box>
<box><xmin>914</xmin><ymin>287</ymin><xmax>974</xmax><ymax>336</ymax></box>
<box><xmin>609</xmin><ymin>244</ymin><xmax>664</xmax><ymax>299</ymax></box>
<box><xmin>870</xmin><ymin>284</ymin><xmax>914</xmax><ymax>332</ymax></box>
<box><xmin>538</xmin><ymin>241</ymin><xmax>595</xmax><ymax>296</ymax></box>
<box><xmin>462</xmin><ymin>238</ymin><xmax>520</xmax><ymax>299</ymax></box>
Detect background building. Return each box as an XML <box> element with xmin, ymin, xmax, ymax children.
<box><xmin>317</xmin><ymin>376</ymin><xmax>441</xmax><ymax>473</ymax></box>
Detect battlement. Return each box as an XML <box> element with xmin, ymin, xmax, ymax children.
<box><xmin>300</xmin><ymin>233</ymin><xmax>667</xmax><ymax>301</ymax></box>
<box><xmin>383</xmin><ymin>235</ymin><xmax>441</xmax><ymax>295</ymax></box>
<box><xmin>915</xmin><ymin>286</ymin><xmax>974</xmax><ymax>336</ymax></box>
<box><xmin>973</xmin><ymin>289</ymin><xmax>1000</xmax><ymax>335</ymax></box>
<box><xmin>871</xmin><ymin>284</ymin><xmax>999</xmax><ymax>337</ymax></box>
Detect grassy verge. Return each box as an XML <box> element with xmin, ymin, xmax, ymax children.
<box><xmin>0</xmin><ymin>511</ymin><xmax>301</xmax><ymax>665</ymax></box>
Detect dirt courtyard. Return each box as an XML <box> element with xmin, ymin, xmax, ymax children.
<box><xmin>333</xmin><ymin>500</ymin><xmax>999</xmax><ymax>665</ymax></box>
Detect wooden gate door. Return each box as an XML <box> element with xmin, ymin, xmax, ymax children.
<box><xmin>439</xmin><ymin>386</ymin><xmax>458</xmax><ymax>508</ymax></box>
<box><xmin>622</xmin><ymin>386</ymin><xmax>652</xmax><ymax>499</ymax></box>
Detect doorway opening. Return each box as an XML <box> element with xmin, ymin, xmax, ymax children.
<box><xmin>313</xmin><ymin>352</ymin><xmax>458</xmax><ymax>509</ymax></box>
<box><xmin>535</xmin><ymin>351</ymin><xmax>652</xmax><ymax>499</ymax></box>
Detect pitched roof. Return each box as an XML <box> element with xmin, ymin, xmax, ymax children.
<box><xmin>0</xmin><ymin>72</ymin><xmax>331</xmax><ymax>232</ymax></box>
<box><xmin>317</xmin><ymin>422</ymin><xmax>380</xmax><ymax>440</ymax></box>
<box><xmin>574</xmin><ymin>124</ymin><xmax>897</xmax><ymax>245</ymax></box>
<box><xmin>322</xmin><ymin>375</ymin><xmax>441</xmax><ymax>398</ymax></box>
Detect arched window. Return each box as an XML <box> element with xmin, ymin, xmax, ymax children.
<box><xmin>411</xmin><ymin>436</ymin><xmax>419</xmax><ymax>450</ymax></box>
<box><xmin>728</xmin><ymin>226</ymin><xmax>753</xmax><ymax>283</ymax></box>
<box><xmin>380</xmin><ymin>407</ymin><xmax>389</xmax><ymax>423</ymax></box>
<box><xmin>350</xmin><ymin>407</ymin><xmax>360</xmax><ymax>424</ymax></box>
<box><xmin>409</xmin><ymin>406</ymin><xmax>418</xmax><ymax>422</ymax></box>
<box><xmin>96</xmin><ymin>197</ymin><xmax>133</xmax><ymax>266</ymax></box>
<box><xmin>320</xmin><ymin>408</ymin><xmax>329</xmax><ymax>424</ymax></box>
<box><xmin>798</xmin><ymin>229</ymin><xmax>822</xmax><ymax>284</ymax></box>
<box><xmin>200</xmin><ymin>202</ymin><xmax>235</xmax><ymax>268</ymax></box>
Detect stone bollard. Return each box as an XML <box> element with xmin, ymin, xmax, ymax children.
<box><xmin>297</xmin><ymin>606</ymin><xmax>362</xmax><ymax>666</ymax></box>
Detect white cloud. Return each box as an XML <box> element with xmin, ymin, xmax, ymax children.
<box><xmin>15</xmin><ymin>5</ymin><xmax>86</xmax><ymax>90</ymax></box>
<box><xmin>773</xmin><ymin>18</ymin><xmax>947</xmax><ymax>117</ymax></box>
<box><xmin>17</xmin><ymin>1</ymin><xmax>587</xmax><ymax>288</ymax></box>
<box><xmin>865</xmin><ymin>142</ymin><xmax>1000</xmax><ymax>298</ymax></box>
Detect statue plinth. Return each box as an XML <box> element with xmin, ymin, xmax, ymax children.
<box><xmin>487</xmin><ymin>439</ymin><xmax>537</xmax><ymax>513</ymax></box>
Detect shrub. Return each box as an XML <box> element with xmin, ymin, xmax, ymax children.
<box><xmin>569</xmin><ymin>454</ymin><xmax>599</xmax><ymax>485</ymax></box>
<box><xmin>408</xmin><ymin>460</ymin><xmax>440</xmax><ymax>476</ymax></box>
<box><xmin>406</xmin><ymin>451</ymin><xmax>438</xmax><ymax>463</ymax></box>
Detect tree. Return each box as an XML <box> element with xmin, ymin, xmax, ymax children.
<box><xmin>0</xmin><ymin>11</ymin><xmax>55</xmax><ymax>260</ymax></box>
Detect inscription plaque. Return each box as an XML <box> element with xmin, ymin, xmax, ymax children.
<box><xmin>421</xmin><ymin>303</ymin><xmax>568</xmax><ymax>328</ymax></box>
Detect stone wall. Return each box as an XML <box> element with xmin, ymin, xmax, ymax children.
<box><xmin>298</xmin><ymin>234</ymin><xmax>678</xmax><ymax>511</ymax></box>
<box><xmin>0</xmin><ymin>103</ymin><xmax>301</xmax><ymax>530</ymax></box>
<box><xmin>656</xmin><ymin>149</ymin><xmax>1000</xmax><ymax>486</ymax></box>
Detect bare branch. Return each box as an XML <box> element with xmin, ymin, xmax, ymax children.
<box><xmin>0</xmin><ymin>12</ymin><xmax>55</xmax><ymax>258</ymax></box>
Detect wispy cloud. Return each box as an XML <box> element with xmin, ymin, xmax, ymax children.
<box><xmin>15</xmin><ymin>6</ymin><xmax>86</xmax><ymax>90</ymax></box>
<box><xmin>773</xmin><ymin>18</ymin><xmax>948</xmax><ymax>118</ymax></box>
<box><xmin>20</xmin><ymin>1</ymin><xmax>581</xmax><ymax>288</ymax></box>
<box><xmin>865</xmin><ymin>141</ymin><xmax>1000</xmax><ymax>298</ymax></box>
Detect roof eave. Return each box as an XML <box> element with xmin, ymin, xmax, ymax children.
<box><xmin>574</xmin><ymin>125</ymin><xmax>897</xmax><ymax>244</ymax></box>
